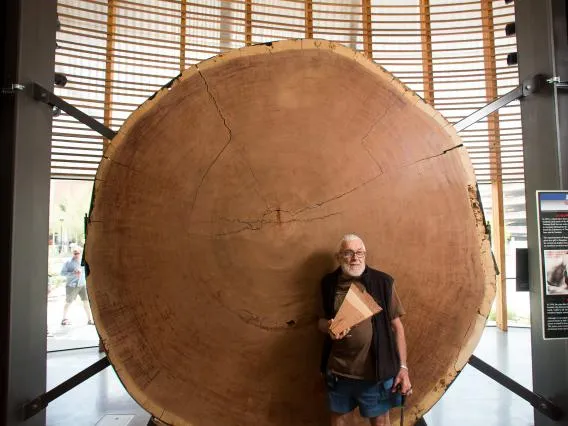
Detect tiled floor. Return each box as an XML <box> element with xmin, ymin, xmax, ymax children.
<box><xmin>46</xmin><ymin>326</ymin><xmax>534</xmax><ymax>426</ymax></box>
<box><xmin>46</xmin><ymin>349</ymin><xmax>150</xmax><ymax>426</ymax></box>
<box><xmin>424</xmin><ymin>326</ymin><xmax>533</xmax><ymax>426</ymax></box>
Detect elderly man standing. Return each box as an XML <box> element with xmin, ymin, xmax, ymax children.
<box><xmin>60</xmin><ymin>245</ymin><xmax>94</xmax><ymax>326</ymax></box>
<box><xmin>318</xmin><ymin>234</ymin><xmax>411</xmax><ymax>426</ymax></box>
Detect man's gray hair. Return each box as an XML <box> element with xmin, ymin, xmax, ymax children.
<box><xmin>337</xmin><ymin>233</ymin><xmax>366</xmax><ymax>252</ymax></box>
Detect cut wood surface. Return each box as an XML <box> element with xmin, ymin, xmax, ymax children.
<box><xmin>86</xmin><ymin>39</ymin><xmax>495</xmax><ymax>425</ymax></box>
<box><xmin>329</xmin><ymin>284</ymin><xmax>382</xmax><ymax>339</ymax></box>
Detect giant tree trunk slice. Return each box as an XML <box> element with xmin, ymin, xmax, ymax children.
<box><xmin>86</xmin><ymin>39</ymin><xmax>495</xmax><ymax>425</ymax></box>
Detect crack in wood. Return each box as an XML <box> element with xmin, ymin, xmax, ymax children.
<box><xmin>188</xmin><ymin>67</ymin><xmax>234</xmax><ymax>219</ymax></box>
<box><xmin>406</xmin><ymin>143</ymin><xmax>465</xmax><ymax>168</ymax></box>
<box><xmin>360</xmin><ymin>108</ymin><xmax>389</xmax><ymax>174</ymax></box>
<box><xmin>293</xmin><ymin>173</ymin><xmax>383</xmax><ymax>215</ymax></box>
<box><xmin>213</xmin><ymin>212</ymin><xmax>341</xmax><ymax>237</ymax></box>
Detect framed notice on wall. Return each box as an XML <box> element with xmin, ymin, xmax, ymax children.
<box><xmin>537</xmin><ymin>191</ymin><xmax>568</xmax><ymax>339</ymax></box>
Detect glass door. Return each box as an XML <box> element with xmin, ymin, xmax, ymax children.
<box><xmin>47</xmin><ymin>179</ymin><xmax>99</xmax><ymax>351</ymax></box>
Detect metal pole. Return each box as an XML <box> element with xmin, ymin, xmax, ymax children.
<box><xmin>515</xmin><ymin>0</ymin><xmax>568</xmax><ymax>424</ymax></box>
<box><xmin>21</xmin><ymin>357</ymin><xmax>111</xmax><ymax>420</ymax></box>
<box><xmin>468</xmin><ymin>355</ymin><xmax>563</xmax><ymax>420</ymax></box>
<box><xmin>31</xmin><ymin>83</ymin><xmax>117</xmax><ymax>140</ymax></box>
<box><xmin>0</xmin><ymin>1</ymin><xmax>57</xmax><ymax>425</ymax></box>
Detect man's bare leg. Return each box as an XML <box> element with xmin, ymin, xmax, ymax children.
<box><xmin>330</xmin><ymin>412</ymin><xmax>350</xmax><ymax>426</ymax></box>
<box><xmin>62</xmin><ymin>302</ymin><xmax>71</xmax><ymax>322</ymax></box>
<box><xmin>369</xmin><ymin>412</ymin><xmax>390</xmax><ymax>426</ymax></box>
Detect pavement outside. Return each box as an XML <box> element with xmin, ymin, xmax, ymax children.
<box><xmin>48</xmin><ymin>250</ymin><xmax>99</xmax><ymax>352</ymax></box>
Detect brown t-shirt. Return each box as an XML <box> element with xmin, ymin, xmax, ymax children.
<box><xmin>327</xmin><ymin>280</ymin><xmax>404</xmax><ymax>380</ymax></box>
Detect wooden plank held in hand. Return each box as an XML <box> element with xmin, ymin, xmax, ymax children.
<box><xmin>329</xmin><ymin>284</ymin><xmax>382</xmax><ymax>339</ymax></box>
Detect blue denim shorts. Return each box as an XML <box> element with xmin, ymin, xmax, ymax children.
<box><xmin>325</xmin><ymin>374</ymin><xmax>402</xmax><ymax>418</ymax></box>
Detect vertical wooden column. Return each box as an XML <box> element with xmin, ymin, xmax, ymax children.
<box><xmin>362</xmin><ymin>0</ymin><xmax>372</xmax><ymax>59</ymax></box>
<box><xmin>103</xmin><ymin>0</ymin><xmax>116</xmax><ymax>152</ymax></box>
<box><xmin>245</xmin><ymin>0</ymin><xmax>252</xmax><ymax>45</ymax></box>
<box><xmin>481</xmin><ymin>0</ymin><xmax>507</xmax><ymax>331</ymax></box>
<box><xmin>180</xmin><ymin>0</ymin><xmax>187</xmax><ymax>72</ymax></box>
<box><xmin>419</xmin><ymin>0</ymin><xmax>434</xmax><ymax>105</ymax></box>
<box><xmin>305</xmin><ymin>0</ymin><xmax>313</xmax><ymax>39</ymax></box>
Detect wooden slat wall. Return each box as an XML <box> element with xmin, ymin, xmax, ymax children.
<box><xmin>180</xmin><ymin>0</ymin><xmax>188</xmax><ymax>70</ymax></box>
<box><xmin>361</xmin><ymin>0</ymin><xmax>372</xmax><ymax>59</ymax></box>
<box><xmin>103</xmin><ymin>0</ymin><xmax>116</xmax><ymax>151</ymax></box>
<box><xmin>419</xmin><ymin>0</ymin><xmax>434</xmax><ymax>105</ymax></box>
<box><xmin>481</xmin><ymin>0</ymin><xmax>507</xmax><ymax>331</ymax></box>
<box><xmin>245</xmin><ymin>0</ymin><xmax>253</xmax><ymax>44</ymax></box>
<box><xmin>53</xmin><ymin>0</ymin><xmax>521</xmax><ymax>186</ymax></box>
<box><xmin>304</xmin><ymin>0</ymin><xmax>313</xmax><ymax>38</ymax></box>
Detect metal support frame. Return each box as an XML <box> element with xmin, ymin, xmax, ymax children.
<box><xmin>11</xmin><ymin>67</ymin><xmax>553</xmax><ymax>425</ymax></box>
<box><xmin>31</xmin><ymin>82</ymin><xmax>116</xmax><ymax>140</ymax></box>
<box><xmin>1</xmin><ymin>1</ymin><xmax>56</xmax><ymax>425</ymax></box>
<box><xmin>468</xmin><ymin>355</ymin><xmax>563</xmax><ymax>421</ymax></box>
<box><xmin>515</xmin><ymin>1</ymin><xmax>568</xmax><ymax>426</ymax></box>
<box><xmin>8</xmin><ymin>22</ymin><xmax>561</xmax><ymax>424</ymax></box>
<box><xmin>454</xmin><ymin>74</ymin><xmax>545</xmax><ymax>132</ymax></box>
<box><xmin>453</xmin><ymin>68</ymin><xmax>566</xmax><ymax>423</ymax></box>
<box><xmin>21</xmin><ymin>357</ymin><xmax>110</xmax><ymax>420</ymax></box>
<box><xmin>548</xmin><ymin>77</ymin><xmax>568</xmax><ymax>89</ymax></box>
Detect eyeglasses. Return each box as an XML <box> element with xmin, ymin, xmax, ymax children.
<box><xmin>73</xmin><ymin>252</ymin><xmax>81</xmax><ymax>255</ymax></box>
<box><xmin>340</xmin><ymin>250</ymin><xmax>366</xmax><ymax>260</ymax></box>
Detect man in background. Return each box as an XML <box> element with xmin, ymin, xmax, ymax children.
<box><xmin>319</xmin><ymin>234</ymin><xmax>411</xmax><ymax>426</ymax></box>
<box><xmin>60</xmin><ymin>245</ymin><xmax>93</xmax><ymax>326</ymax></box>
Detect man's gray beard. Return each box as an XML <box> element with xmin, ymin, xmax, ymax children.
<box><xmin>341</xmin><ymin>263</ymin><xmax>365</xmax><ymax>277</ymax></box>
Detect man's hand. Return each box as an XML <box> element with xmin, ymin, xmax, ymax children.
<box><xmin>328</xmin><ymin>319</ymin><xmax>350</xmax><ymax>340</ymax></box>
<box><xmin>73</xmin><ymin>269</ymin><xmax>81</xmax><ymax>277</ymax></box>
<box><xmin>318</xmin><ymin>318</ymin><xmax>350</xmax><ymax>339</ymax></box>
<box><xmin>329</xmin><ymin>327</ymin><xmax>351</xmax><ymax>340</ymax></box>
<box><xmin>392</xmin><ymin>367</ymin><xmax>412</xmax><ymax>396</ymax></box>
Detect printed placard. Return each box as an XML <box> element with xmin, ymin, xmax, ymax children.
<box><xmin>537</xmin><ymin>191</ymin><xmax>568</xmax><ymax>339</ymax></box>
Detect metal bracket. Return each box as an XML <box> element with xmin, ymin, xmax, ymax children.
<box><xmin>454</xmin><ymin>74</ymin><xmax>545</xmax><ymax>132</ymax></box>
<box><xmin>547</xmin><ymin>76</ymin><xmax>568</xmax><ymax>89</ymax></box>
<box><xmin>21</xmin><ymin>356</ymin><xmax>111</xmax><ymax>420</ymax></box>
<box><xmin>1</xmin><ymin>83</ymin><xmax>25</xmax><ymax>95</ymax></box>
<box><xmin>148</xmin><ymin>417</ymin><xmax>169</xmax><ymax>425</ymax></box>
<box><xmin>468</xmin><ymin>355</ymin><xmax>564</xmax><ymax>421</ymax></box>
<box><xmin>30</xmin><ymin>82</ymin><xmax>117</xmax><ymax>140</ymax></box>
